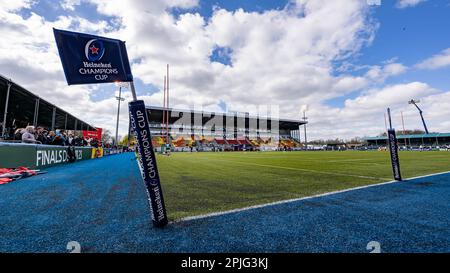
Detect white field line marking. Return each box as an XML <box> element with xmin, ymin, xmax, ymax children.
<box><xmin>176</xmin><ymin>170</ymin><xmax>450</xmax><ymax>223</ymax></box>
<box><xmin>200</xmin><ymin>157</ymin><xmax>390</xmax><ymax>181</ymax></box>
<box><xmin>203</xmin><ymin>155</ymin><xmax>386</xmax><ymax>165</ymax></box>
<box><xmin>326</xmin><ymin>158</ymin><xmax>376</xmax><ymax>162</ymax></box>
<box><xmin>216</xmin><ymin>155</ymin><xmax>378</xmax><ymax>161</ymax></box>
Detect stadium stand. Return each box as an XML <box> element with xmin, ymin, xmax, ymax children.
<box><xmin>1</xmin><ymin>74</ymin><xmax>95</xmax><ymax>141</ymax></box>
<box><xmin>364</xmin><ymin>133</ymin><xmax>450</xmax><ymax>149</ymax></box>
<box><xmin>142</xmin><ymin>105</ymin><xmax>306</xmax><ymax>152</ymax></box>
<box><xmin>0</xmin><ymin>75</ymin><xmax>128</xmax><ymax>168</ymax></box>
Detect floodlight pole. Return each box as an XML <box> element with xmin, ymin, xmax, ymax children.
<box><xmin>401</xmin><ymin>111</ymin><xmax>406</xmax><ymax>134</ymax></box>
<box><xmin>1</xmin><ymin>80</ymin><xmax>12</xmax><ymax>138</ymax></box>
<box><xmin>408</xmin><ymin>99</ymin><xmax>429</xmax><ymax>134</ymax></box>
<box><xmin>115</xmin><ymin>86</ymin><xmax>125</xmax><ymax>146</ymax></box>
<box><xmin>302</xmin><ymin>111</ymin><xmax>308</xmax><ymax>150</ymax></box>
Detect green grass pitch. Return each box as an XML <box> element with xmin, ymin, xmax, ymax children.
<box><xmin>155</xmin><ymin>151</ymin><xmax>450</xmax><ymax>220</ymax></box>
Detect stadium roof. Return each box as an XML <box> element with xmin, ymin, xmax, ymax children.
<box><xmin>0</xmin><ymin>74</ymin><xmax>95</xmax><ymax>135</ymax></box>
<box><xmin>146</xmin><ymin>105</ymin><xmax>306</xmax><ymax>130</ymax></box>
<box><xmin>363</xmin><ymin>133</ymin><xmax>450</xmax><ymax>141</ymax></box>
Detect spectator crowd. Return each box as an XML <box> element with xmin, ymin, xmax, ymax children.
<box><xmin>14</xmin><ymin>126</ymin><xmax>102</xmax><ymax>147</ymax></box>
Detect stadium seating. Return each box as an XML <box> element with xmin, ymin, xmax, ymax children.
<box><xmin>214</xmin><ymin>138</ymin><xmax>228</xmax><ymax>145</ymax></box>
<box><xmin>280</xmin><ymin>139</ymin><xmax>295</xmax><ymax>148</ymax></box>
<box><xmin>250</xmin><ymin>139</ymin><xmax>260</xmax><ymax>147</ymax></box>
<box><xmin>172</xmin><ymin>137</ymin><xmax>187</xmax><ymax>147</ymax></box>
<box><xmin>291</xmin><ymin>138</ymin><xmax>301</xmax><ymax>147</ymax></box>
<box><xmin>237</xmin><ymin>138</ymin><xmax>252</xmax><ymax>146</ymax></box>
<box><xmin>149</xmin><ymin>135</ymin><xmax>302</xmax><ymax>152</ymax></box>
<box><xmin>226</xmin><ymin>139</ymin><xmax>240</xmax><ymax>145</ymax></box>
<box><xmin>151</xmin><ymin>136</ymin><xmax>169</xmax><ymax>148</ymax></box>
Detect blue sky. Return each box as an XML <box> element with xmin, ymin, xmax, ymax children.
<box><xmin>325</xmin><ymin>0</ymin><xmax>450</xmax><ymax>107</ymax></box>
<box><xmin>360</xmin><ymin>0</ymin><xmax>450</xmax><ymax>88</ymax></box>
<box><xmin>173</xmin><ymin>0</ymin><xmax>289</xmax><ymax>17</ymax></box>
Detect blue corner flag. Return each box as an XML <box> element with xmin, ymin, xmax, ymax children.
<box><xmin>54</xmin><ymin>28</ymin><xmax>133</xmax><ymax>85</ymax></box>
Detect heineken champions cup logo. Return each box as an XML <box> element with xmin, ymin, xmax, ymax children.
<box><xmin>85</xmin><ymin>39</ymin><xmax>105</xmax><ymax>61</ymax></box>
<box><xmin>79</xmin><ymin>38</ymin><xmax>119</xmax><ymax>81</ymax></box>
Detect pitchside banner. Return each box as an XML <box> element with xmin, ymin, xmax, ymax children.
<box><xmin>129</xmin><ymin>100</ymin><xmax>168</xmax><ymax>227</ymax></box>
<box><xmin>53</xmin><ymin>28</ymin><xmax>133</xmax><ymax>85</ymax></box>
<box><xmin>387</xmin><ymin>129</ymin><xmax>402</xmax><ymax>181</ymax></box>
<box><xmin>82</xmin><ymin>128</ymin><xmax>102</xmax><ymax>141</ymax></box>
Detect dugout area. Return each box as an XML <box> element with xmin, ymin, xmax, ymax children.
<box><xmin>0</xmin><ymin>151</ymin><xmax>449</xmax><ymax>252</ymax></box>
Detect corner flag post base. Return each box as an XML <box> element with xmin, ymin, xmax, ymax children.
<box><xmin>129</xmin><ymin>96</ymin><xmax>169</xmax><ymax>228</ymax></box>
<box><xmin>387</xmin><ymin>108</ymin><xmax>402</xmax><ymax>181</ymax></box>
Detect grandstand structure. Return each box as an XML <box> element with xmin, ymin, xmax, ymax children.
<box><xmin>364</xmin><ymin>133</ymin><xmax>450</xmax><ymax>147</ymax></box>
<box><xmin>142</xmin><ymin>106</ymin><xmax>306</xmax><ymax>151</ymax></box>
<box><xmin>0</xmin><ymin>74</ymin><xmax>95</xmax><ymax>139</ymax></box>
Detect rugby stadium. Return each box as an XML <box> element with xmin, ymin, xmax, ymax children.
<box><xmin>1</xmin><ymin>1</ymin><xmax>450</xmax><ymax>267</ymax></box>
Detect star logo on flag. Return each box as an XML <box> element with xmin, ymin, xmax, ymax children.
<box><xmin>85</xmin><ymin>39</ymin><xmax>105</xmax><ymax>61</ymax></box>
<box><xmin>90</xmin><ymin>45</ymin><xmax>99</xmax><ymax>54</ymax></box>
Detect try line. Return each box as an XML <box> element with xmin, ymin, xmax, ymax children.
<box><xmin>175</xmin><ymin>170</ymin><xmax>450</xmax><ymax>224</ymax></box>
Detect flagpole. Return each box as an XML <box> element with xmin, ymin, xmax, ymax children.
<box><xmin>130</xmin><ymin>81</ymin><xmax>138</xmax><ymax>101</ymax></box>
<box><xmin>166</xmin><ymin>64</ymin><xmax>169</xmax><ymax>148</ymax></box>
<box><xmin>163</xmin><ymin>76</ymin><xmax>166</xmax><ymax>130</ymax></box>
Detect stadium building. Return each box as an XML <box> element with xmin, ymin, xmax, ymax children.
<box><xmin>142</xmin><ymin>106</ymin><xmax>307</xmax><ymax>151</ymax></box>
<box><xmin>364</xmin><ymin>133</ymin><xmax>450</xmax><ymax>148</ymax></box>
<box><xmin>1</xmin><ymin>74</ymin><xmax>95</xmax><ymax>139</ymax></box>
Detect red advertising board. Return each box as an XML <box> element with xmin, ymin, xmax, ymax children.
<box><xmin>82</xmin><ymin>128</ymin><xmax>102</xmax><ymax>141</ymax></box>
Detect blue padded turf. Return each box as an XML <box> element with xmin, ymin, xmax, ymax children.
<box><xmin>0</xmin><ymin>152</ymin><xmax>449</xmax><ymax>253</ymax></box>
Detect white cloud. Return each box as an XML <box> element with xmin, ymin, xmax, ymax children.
<box><xmin>126</xmin><ymin>0</ymin><xmax>378</xmax><ymax>109</ymax></box>
<box><xmin>306</xmin><ymin>82</ymin><xmax>445</xmax><ymax>139</ymax></box>
<box><xmin>396</xmin><ymin>0</ymin><xmax>426</xmax><ymax>9</ymax></box>
<box><xmin>418</xmin><ymin>91</ymin><xmax>450</xmax><ymax>130</ymax></box>
<box><xmin>61</xmin><ymin>0</ymin><xmax>81</xmax><ymax>11</ymax></box>
<box><xmin>365</xmin><ymin>62</ymin><xmax>407</xmax><ymax>82</ymax></box>
<box><xmin>344</xmin><ymin>82</ymin><xmax>437</xmax><ymax>111</ymax></box>
<box><xmin>415</xmin><ymin>48</ymin><xmax>450</xmax><ymax>70</ymax></box>
<box><xmin>76</xmin><ymin>0</ymin><xmax>383</xmax><ymax>129</ymax></box>
<box><xmin>0</xmin><ymin>0</ymin><xmax>36</xmax><ymax>12</ymax></box>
